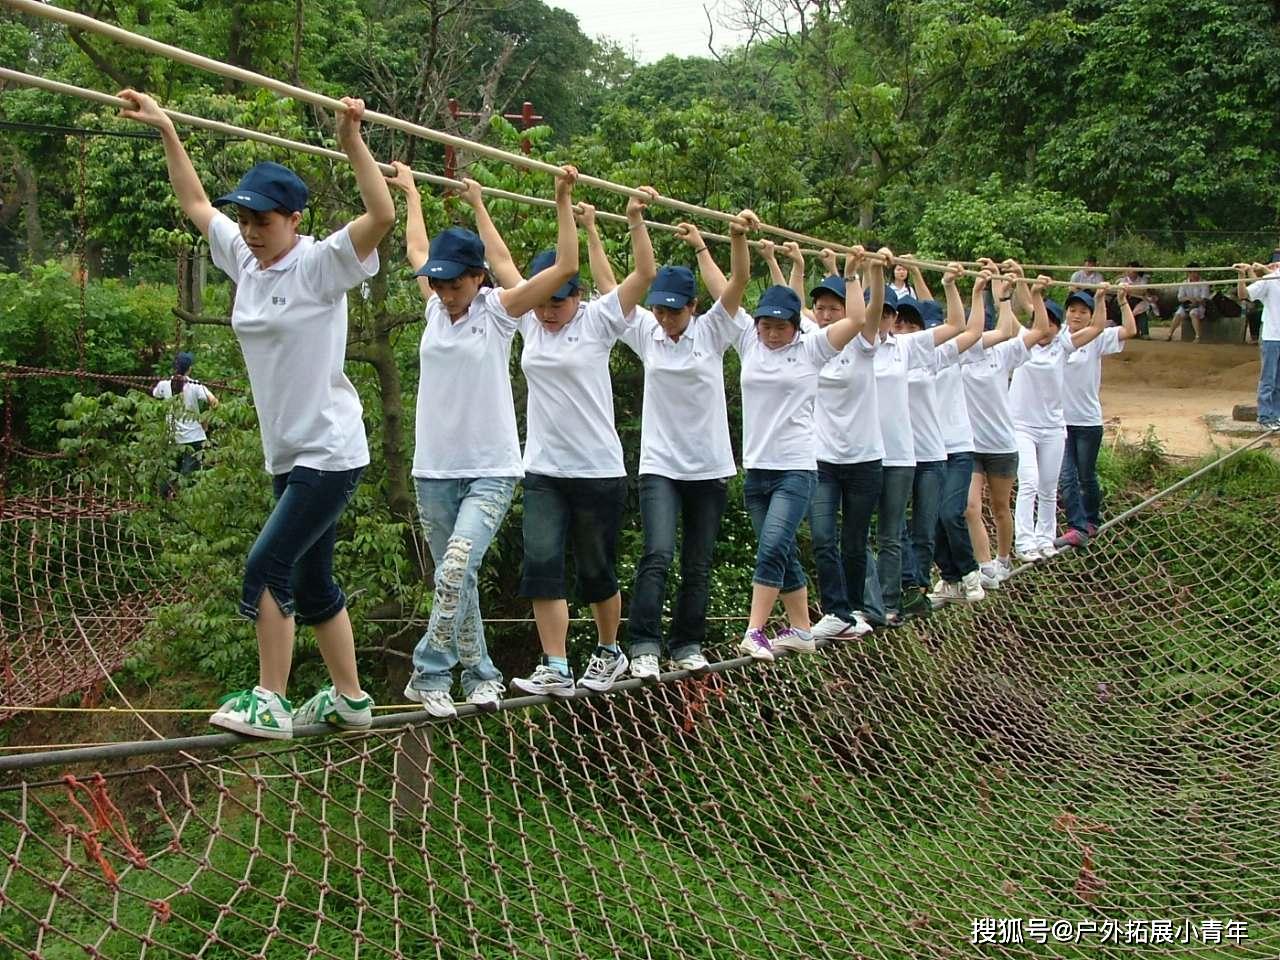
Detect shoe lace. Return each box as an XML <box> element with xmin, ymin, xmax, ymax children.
<box><xmin>218</xmin><ymin>688</ymin><xmax>254</xmax><ymax>710</ymax></box>
<box><xmin>749</xmin><ymin>629</ymin><xmax>771</xmax><ymax>648</ymax></box>
<box><xmin>472</xmin><ymin>680</ymin><xmax>505</xmax><ymax>698</ymax></box>
<box><xmin>532</xmin><ymin>664</ymin><xmax>565</xmax><ymax>684</ymax></box>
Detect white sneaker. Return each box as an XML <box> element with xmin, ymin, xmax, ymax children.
<box><xmin>210</xmin><ymin>686</ymin><xmax>293</xmax><ymax>740</ymax></box>
<box><xmin>1015</xmin><ymin>547</ymin><xmax>1042</xmax><ymax>563</ymax></box>
<box><xmin>292</xmin><ymin>684</ymin><xmax>373</xmax><ymax>730</ymax></box>
<box><xmin>811</xmin><ymin>613</ymin><xmax>863</xmax><ymax>640</ymax></box>
<box><xmin>466</xmin><ymin>680</ymin><xmax>505</xmax><ymax>713</ymax></box>
<box><xmin>996</xmin><ymin>557</ymin><xmax>1015</xmax><ymax>581</ymax></box>
<box><xmin>1039</xmin><ymin>543</ymin><xmax>1059</xmax><ymax>558</ymax></box>
<box><xmin>578</xmin><ymin>647</ymin><xmax>629</xmax><ymax>692</ymax></box>
<box><xmin>773</xmin><ymin>627</ymin><xmax>815</xmax><ymax>654</ymax></box>
<box><xmin>960</xmin><ymin>569</ymin><xmax>986</xmax><ymax>602</ymax></box>
<box><xmin>979</xmin><ymin>562</ymin><xmax>1001</xmax><ymax>590</ymax></box>
<box><xmin>512</xmin><ymin>664</ymin><xmax>576</xmax><ymax>698</ymax></box>
<box><xmin>669</xmin><ymin>652</ymin><xmax>711</xmax><ymax>675</ymax></box>
<box><xmin>738</xmin><ymin>627</ymin><xmax>774</xmax><ymax>661</ymax></box>
<box><xmin>403</xmin><ymin>684</ymin><xmax>458</xmax><ymax>719</ymax></box>
<box><xmin>927</xmin><ymin>580</ymin><xmax>963</xmax><ymax>608</ymax></box>
<box><xmin>630</xmin><ymin>653</ymin><xmax>662</xmax><ymax>684</ymax></box>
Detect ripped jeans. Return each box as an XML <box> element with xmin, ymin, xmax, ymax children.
<box><xmin>408</xmin><ymin>476</ymin><xmax>516</xmax><ymax>696</ymax></box>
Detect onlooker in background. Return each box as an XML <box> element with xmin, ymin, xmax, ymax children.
<box><xmin>1237</xmin><ymin>254</ymin><xmax>1280</xmax><ymax>429</ymax></box>
<box><xmin>1169</xmin><ymin>265</ymin><xmax>1209</xmax><ymax>343</ymax></box>
<box><xmin>1121</xmin><ymin>263</ymin><xmax>1153</xmax><ymax>339</ymax></box>
<box><xmin>1069</xmin><ymin>256</ymin><xmax>1103</xmax><ymax>291</ymax></box>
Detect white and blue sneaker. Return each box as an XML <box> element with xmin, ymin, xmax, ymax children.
<box><xmin>578</xmin><ymin>647</ymin><xmax>630</xmax><ymax>693</ymax></box>
<box><xmin>512</xmin><ymin>663</ymin><xmax>576</xmax><ymax>698</ymax></box>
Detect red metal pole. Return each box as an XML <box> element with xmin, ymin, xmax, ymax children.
<box><xmin>520</xmin><ymin>101</ymin><xmax>534</xmax><ymax>156</ymax></box>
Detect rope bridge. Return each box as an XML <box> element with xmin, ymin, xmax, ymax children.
<box><xmin>0</xmin><ymin>438</ymin><xmax>1276</xmax><ymax>958</ymax></box>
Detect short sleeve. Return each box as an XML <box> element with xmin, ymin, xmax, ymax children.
<box><xmin>1057</xmin><ymin>326</ymin><xmax>1078</xmax><ymax>356</ymax></box>
<box><xmin>903</xmin><ymin>329</ymin><xmax>936</xmax><ymax>371</ymax></box>
<box><xmin>476</xmin><ymin>288</ymin><xmax>522</xmax><ymax>340</ymax></box>
<box><xmin>580</xmin><ymin>289</ymin><xmax>635</xmax><ymax>343</ymax></box>
<box><xmin>151</xmin><ymin>380</ymin><xmax>168</xmax><ymax>399</ymax></box>
<box><xmin>999</xmin><ymin>336</ymin><xmax>1029</xmax><ymax>373</ymax></box>
<box><xmin>298</xmin><ymin>224</ymin><xmax>380</xmax><ymax>303</ymax></box>
<box><xmin>619</xmin><ymin>307</ymin><xmax>659</xmax><ymax>356</ymax></box>
<box><xmin>800</xmin><ymin>328</ymin><xmax>839</xmax><ymax>367</ymax></box>
<box><xmin>1246</xmin><ymin>278</ymin><xmax>1272</xmax><ymax>303</ymax></box>
<box><xmin>194</xmin><ymin>383</ymin><xmax>213</xmax><ymax>403</ymax></box>
<box><xmin>699</xmin><ymin>300</ymin><xmax>752</xmax><ymax>355</ymax></box>
<box><xmin>206</xmin><ymin>212</ymin><xmax>251</xmax><ymax>284</ymax></box>
<box><xmin>1100</xmin><ymin>325</ymin><xmax>1125</xmax><ymax>356</ymax></box>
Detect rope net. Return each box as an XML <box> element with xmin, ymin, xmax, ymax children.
<box><xmin>0</xmin><ymin>451</ymin><xmax>1276</xmax><ymax>957</ymax></box>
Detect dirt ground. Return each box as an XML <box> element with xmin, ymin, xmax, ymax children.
<box><xmin>1100</xmin><ymin>323</ymin><xmax>1263</xmax><ymax>457</ymax></box>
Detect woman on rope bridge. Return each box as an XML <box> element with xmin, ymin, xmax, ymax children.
<box><xmin>478</xmin><ymin>186</ymin><xmax>657</xmax><ymax>698</ymax></box>
<box><xmin>386</xmin><ymin>162</ymin><xmax>580</xmax><ymax>718</ymax></box>
<box><xmin>736</xmin><ymin>242</ymin><xmax>874</xmax><ymax>661</ymax></box>
<box><xmin>151</xmin><ymin>350</ymin><xmax>218</xmax><ymax>497</ymax></box>
<box><xmin>1009</xmin><ymin>278</ymin><xmax>1109</xmax><ymax>562</ymax></box>
<box><xmin>1056</xmin><ymin>282</ymin><xmax>1137</xmax><ymax>549</ymax></box>
<box><xmin>613</xmin><ymin>219</ymin><xmax>750</xmax><ymax>682</ymax></box>
<box><xmin>962</xmin><ymin>261</ymin><xmax>1049</xmax><ymax>589</ymax></box>
<box><xmin>118</xmin><ymin>89</ymin><xmax>394</xmax><ymax>740</ymax></box>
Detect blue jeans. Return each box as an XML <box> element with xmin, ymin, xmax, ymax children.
<box><xmin>519</xmin><ymin>474</ymin><xmax>627</xmax><ymax>602</ymax></box>
<box><xmin>861</xmin><ymin>547</ymin><xmax>887</xmax><ymax>625</ymax></box>
<box><xmin>874</xmin><ymin>465</ymin><xmax>914</xmax><ymax>612</ymax></box>
<box><xmin>408</xmin><ymin>477</ymin><xmax>515</xmax><ymax>695</ymax></box>
<box><xmin>1059</xmin><ymin>425</ymin><xmax>1105</xmax><ymax>534</ymax></box>
<box><xmin>934</xmin><ymin>452</ymin><xmax>978</xmax><ymax>581</ymax></box>
<box><xmin>240</xmin><ymin>465</ymin><xmax>364</xmax><ymax>626</ymax></box>
<box><xmin>744</xmin><ymin>469</ymin><xmax>816</xmax><ymax>591</ymax></box>
<box><xmin>809</xmin><ymin>460</ymin><xmax>883</xmax><ymax>622</ymax></box>
<box><xmin>1259</xmin><ymin>341</ymin><xmax>1280</xmax><ymax>423</ymax></box>
<box><xmin>629</xmin><ymin>475</ymin><xmax>729</xmax><ymax>659</ymax></box>
<box><xmin>901</xmin><ymin>459</ymin><xmax>945</xmax><ymax>590</ymax></box>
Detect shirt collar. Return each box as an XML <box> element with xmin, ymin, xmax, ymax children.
<box><xmin>252</xmin><ymin>235</ymin><xmax>306</xmax><ymax>273</ymax></box>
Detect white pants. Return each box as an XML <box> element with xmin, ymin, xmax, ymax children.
<box><xmin>1014</xmin><ymin>427</ymin><xmax>1065</xmax><ymax>552</ymax></box>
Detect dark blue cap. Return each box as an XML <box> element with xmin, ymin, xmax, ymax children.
<box><xmin>864</xmin><ymin>284</ymin><xmax>899</xmax><ymax>311</ymax></box>
<box><xmin>810</xmin><ymin>275</ymin><xmax>846</xmax><ymax>302</ymax></box>
<box><xmin>645</xmin><ymin>265</ymin><xmax>697</xmax><ymax>308</ymax></box>
<box><xmin>895</xmin><ymin>294</ymin><xmax>924</xmax><ymax>326</ymax></box>
<box><xmin>1065</xmin><ymin>290</ymin><xmax>1094</xmax><ymax>310</ymax></box>
<box><xmin>753</xmin><ymin>285</ymin><xmax>802</xmax><ymax>322</ymax></box>
<box><xmin>919</xmin><ymin>300</ymin><xmax>944</xmax><ymax>329</ymax></box>
<box><xmin>174</xmin><ymin>351</ymin><xmax>194</xmax><ymax>374</ymax></box>
<box><xmin>213</xmin><ymin>161</ymin><xmax>308</xmax><ymax>213</ymax></box>
<box><xmin>529</xmin><ymin>249</ymin><xmax>580</xmax><ymax>300</ymax></box>
<box><xmin>1270</xmin><ymin>250</ymin><xmax>1280</xmax><ymax>264</ymax></box>
<box><xmin>417</xmin><ymin>227</ymin><xmax>486</xmax><ymax>280</ymax></box>
<box><xmin>1045</xmin><ymin>299</ymin><xmax>1064</xmax><ymax>325</ymax></box>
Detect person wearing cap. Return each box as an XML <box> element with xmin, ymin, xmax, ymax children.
<box><xmin>152</xmin><ymin>350</ymin><xmax>219</xmax><ymax>493</ymax></box>
<box><xmin>118</xmin><ymin>89</ymin><xmax>394</xmax><ymax>739</ymax></box>
<box><xmin>1237</xmin><ymin>255</ymin><xmax>1280</xmax><ymax>427</ymax></box>
<box><xmin>1168</xmin><ymin>265</ymin><xmax>1209</xmax><ymax>343</ymax></box>
<box><xmin>735</xmin><ymin>243</ymin><xmax>875</xmax><ymax>662</ymax></box>
<box><xmin>962</xmin><ymin>260</ymin><xmax>1049</xmax><ymax>588</ymax></box>
<box><xmin>1057</xmin><ymin>285</ymin><xmax>1136</xmax><ymax>549</ymax></box>
<box><xmin>1008</xmin><ymin>279</ymin><xmax>1109</xmax><ymax>562</ymax></box>
<box><xmin>614</xmin><ymin>220</ymin><xmax>752</xmax><ymax>681</ymax></box>
<box><xmin>386</xmin><ymin>162</ymin><xmax>581</xmax><ymax>717</ymax></box>
<box><xmin>504</xmin><ymin>187</ymin><xmax>660</xmax><ymax>698</ymax></box>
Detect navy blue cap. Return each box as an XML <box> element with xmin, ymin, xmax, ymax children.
<box><xmin>1065</xmin><ymin>290</ymin><xmax>1094</xmax><ymax>310</ymax></box>
<box><xmin>895</xmin><ymin>294</ymin><xmax>924</xmax><ymax>326</ymax></box>
<box><xmin>174</xmin><ymin>351</ymin><xmax>194</xmax><ymax>374</ymax></box>
<box><xmin>1045</xmin><ymin>299</ymin><xmax>1064</xmax><ymax>325</ymax></box>
<box><xmin>529</xmin><ymin>249</ymin><xmax>580</xmax><ymax>300</ymax></box>
<box><xmin>864</xmin><ymin>284</ymin><xmax>899</xmax><ymax>311</ymax></box>
<box><xmin>753</xmin><ymin>285</ymin><xmax>802</xmax><ymax>322</ymax></box>
<box><xmin>810</xmin><ymin>275</ymin><xmax>846</xmax><ymax>302</ymax></box>
<box><xmin>919</xmin><ymin>300</ymin><xmax>944</xmax><ymax>329</ymax></box>
<box><xmin>1268</xmin><ymin>250</ymin><xmax>1280</xmax><ymax>264</ymax></box>
<box><xmin>213</xmin><ymin>161</ymin><xmax>308</xmax><ymax>213</ymax></box>
<box><xmin>417</xmin><ymin>227</ymin><xmax>486</xmax><ymax>280</ymax></box>
<box><xmin>645</xmin><ymin>265</ymin><xmax>697</xmax><ymax>308</ymax></box>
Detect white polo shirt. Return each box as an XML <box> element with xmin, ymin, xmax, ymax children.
<box><xmin>874</xmin><ymin>329</ymin><xmax>936</xmax><ymax>468</ymax></box>
<box><xmin>1246</xmin><ymin>275</ymin><xmax>1280</xmax><ymax>341</ymax></box>
<box><xmin>520</xmin><ymin>290</ymin><xmax>633</xmax><ymax>478</ymax></box>
<box><xmin>413</xmin><ymin>287</ymin><xmax>523</xmax><ymax>479</ymax></box>
<box><xmin>208</xmin><ymin>213</ymin><xmax>374</xmax><ymax>475</ymax></box>
<box><xmin>962</xmin><ymin>337</ymin><xmax>1029</xmax><ymax>454</ymax></box>
<box><xmin>1009</xmin><ymin>327</ymin><xmax>1077</xmax><ymax>433</ymax></box>
<box><xmin>1063</xmin><ymin>326</ymin><xmax>1125</xmax><ymax>427</ymax></box>
<box><xmin>815</xmin><ymin>334</ymin><xmax>882</xmax><ymax>465</ymax></box>
<box><xmin>152</xmin><ymin>379</ymin><xmax>212</xmax><ymax>445</ymax></box>
<box><xmin>620</xmin><ymin>300</ymin><xmax>745</xmax><ymax>480</ymax></box>
<box><xmin>935</xmin><ymin>339</ymin><xmax>984</xmax><ymax>455</ymax></box>
<box><xmin>737</xmin><ymin>322</ymin><xmax>838</xmax><ymax>470</ymax></box>
<box><xmin>906</xmin><ymin>350</ymin><xmax>947</xmax><ymax>464</ymax></box>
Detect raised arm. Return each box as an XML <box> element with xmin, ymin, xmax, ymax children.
<box><xmin>679</xmin><ymin>222</ymin><xmax>727</xmax><ymax>300</ymax></box>
<box><xmin>867</xmin><ymin>248</ymin><xmax>887</xmax><ymax>326</ymax></box>
<box><xmin>952</xmin><ymin>269</ymin><xmax>989</xmax><ymax>352</ymax></box>
<box><xmin>845</xmin><ymin>249</ymin><xmax>874</xmax><ymax>346</ymax></box>
<box><xmin>907</xmin><ymin>258</ymin><xmax>932</xmax><ymax>301</ymax></box>
<box><xmin>456</xmin><ymin>177</ymin><xmax>522</xmax><ymax>289</ymax></box>
<box><xmin>577</xmin><ymin>202</ymin><xmax>617</xmax><ymax>294</ymax></box>
<box><xmin>759</xmin><ymin>240</ymin><xmax>786</xmax><ymax>286</ymax></box>
<box><xmin>386</xmin><ymin>162</ymin><xmax>433</xmax><ymax>300</ymax></box>
<box><xmin>1117</xmin><ymin>287</ymin><xmax>1138</xmax><ymax>341</ymax></box>
<box><xmin>613</xmin><ymin>187</ymin><xmax>659</xmax><ymax>315</ymax></box>
<box><xmin>722</xmin><ymin>209</ymin><xmax>757</xmax><ymax>316</ymax></box>
<box><xmin>783</xmin><ymin>242</ymin><xmax>807</xmax><ymax>307</ymax></box>
<box><xmin>1027</xmin><ymin>275</ymin><xmax>1052</xmax><ymax>346</ymax></box>
<box><xmin>929</xmin><ymin>262</ymin><xmax>966</xmax><ymax>345</ymax></box>
<box><xmin>1235</xmin><ymin>262</ymin><xmax>1253</xmax><ymax>302</ymax></box>
<box><xmin>982</xmin><ymin>269</ymin><xmax>1014</xmax><ymax>348</ymax></box>
<box><xmin>1003</xmin><ymin>258</ymin><xmax>1034</xmax><ymax>319</ymax></box>
<box><xmin>335</xmin><ymin>98</ymin><xmax>395</xmax><ymax>262</ymax></box>
<box><xmin>1071</xmin><ymin>281</ymin><xmax>1110</xmax><ymax>348</ymax></box>
<box><xmin>822</xmin><ymin>245</ymin><xmax>870</xmax><ymax>351</ymax></box>
<box><xmin>497</xmin><ymin>166</ymin><xmax>581</xmax><ymax>317</ymax></box>
<box><xmin>117</xmin><ymin>90</ymin><xmax>216</xmax><ymax>237</ymax></box>
<box><xmin>818</xmin><ymin>247</ymin><xmax>840</xmax><ymax>280</ymax></box>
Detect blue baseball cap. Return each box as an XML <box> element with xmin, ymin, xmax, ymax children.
<box><xmin>810</xmin><ymin>275</ymin><xmax>846</xmax><ymax>302</ymax></box>
<box><xmin>1045</xmin><ymin>299</ymin><xmax>1065</xmax><ymax>325</ymax></box>
<box><xmin>417</xmin><ymin>227</ymin><xmax>486</xmax><ymax>280</ymax></box>
<box><xmin>919</xmin><ymin>300</ymin><xmax>944</xmax><ymax>329</ymax></box>
<box><xmin>753</xmin><ymin>285</ymin><xmax>802</xmax><ymax>322</ymax></box>
<box><xmin>1268</xmin><ymin>250</ymin><xmax>1280</xmax><ymax>264</ymax></box>
<box><xmin>174</xmin><ymin>351</ymin><xmax>194</xmax><ymax>374</ymax></box>
<box><xmin>895</xmin><ymin>294</ymin><xmax>924</xmax><ymax>326</ymax></box>
<box><xmin>213</xmin><ymin>161</ymin><xmax>308</xmax><ymax>214</ymax></box>
<box><xmin>645</xmin><ymin>265</ymin><xmax>697</xmax><ymax>308</ymax></box>
<box><xmin>529</xmin><ymin>249</ymin><xmax>580</xmax><ymax>300</ymax></box>
<box><xmin>864</xmin><ymin>284</ymin><xmax>899</xmax><ymax>311</ymax></box>
<box><xmin>1065</xmin><ymin>290</ymin><xmax>1094</xmax><ymax>311</ymax></box>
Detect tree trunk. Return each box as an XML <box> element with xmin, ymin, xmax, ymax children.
<box><xmin>12</xmin><ymin>160</ymin><xmax>43</xmax><ymax>264</ymax></box>
<box><xmin>226</xmin><ymin>1</ymin><xmax>246</xmax><ymax>92</ymax></box>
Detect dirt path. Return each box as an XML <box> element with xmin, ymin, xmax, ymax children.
<box><xmin>1100</xmin><ymin>330</ymin><xmax>1261</xmax><ymax>457</ymax></box>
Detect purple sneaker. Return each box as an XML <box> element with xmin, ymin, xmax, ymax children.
<box><xmin>737</xmin><ymin>627</ymin><xmax>774</xmax><ymax>662</ymax></box>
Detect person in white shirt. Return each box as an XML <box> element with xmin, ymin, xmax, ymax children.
<box><xmin>889</xmin><ymin>261</ymin><xmax>917</xmax><ymax>300</ymax></box>
<box><xmin>1168</xmin><ymin>265</ymin><xmax>1210</xmax><ymax>343</ymax></box>
<box><xmin>1235</xmin><ymin>253</ymin><xmax>1280</xmax><ymax>429</ymax></box>
<box><xmin>962</xmin><ymin>261</ymin><xmax>1050</xmax><ymax>588</ymax></box>
<box><xmin>386</xmin><ymin>163</ymin><xmax>581</xmax><ymax>718</ymax></box>
<box><xmin>1069</xmin><ymin>257</ymin><xmax>1103</xmax><ymax>291</ymax></box>
<box><xmin>1008</xmin><ymin>279</ymin><xmax>1109</xmax><ymax>561</ymax></box>
<box><xmin>152</xmin><ymin>350</ymin><xmax>218</xmax><ymax>491</ymax></box>
<box><xmin>1057</xmin><ymin>290</ymin><xmax>1136</xmax><ymax>548</ymax></box>
<box><xmin>614</xmin><ymin>220</ymin><xmax>750</xmax><ymax>681</ymax></box>
<box><xmin>736</xmin><ymin>245</ymin><xmax>876</xmax><ymax>662</ymax></box>
<box><xmin>119</xmin><ymin>89</ymin><xmax>394</xmax><ymax>740</ymax></box>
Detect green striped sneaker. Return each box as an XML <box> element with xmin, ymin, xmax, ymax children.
<box><xmin>292</xmin><ymin>685</ymin><xmax>374</xmax><ymax>730</ymax></box>
<box><xmin>209</xmin><ymin>686</ymin><xmax>293</xmax><ymax>740</ymax></box>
